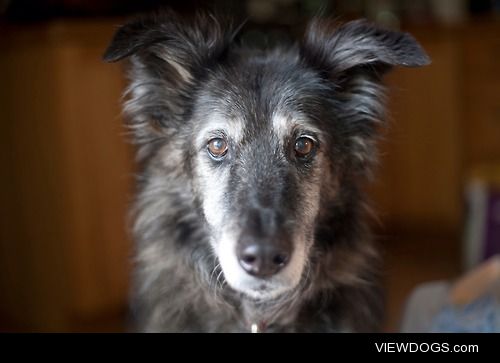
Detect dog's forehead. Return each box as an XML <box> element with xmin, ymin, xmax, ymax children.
<box><xmin>193</xmin><ymin>55</ymin><xmax>326</xmax><ymax>141</ymax></box>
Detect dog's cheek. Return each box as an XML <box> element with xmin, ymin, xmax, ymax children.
<box><xmin>193</xmin><ymin>156</ymin><xmax>230</xmax><ymax>234</ymax></box>
<box><xmin>298</xmin><ymin>158</ymin><xmax>324</xmax><ymax>227</ymax></box>
<box><xmin>281</xmin><ymin>162</ymin><xmax>324</xmax><ymax>283</ymax></box>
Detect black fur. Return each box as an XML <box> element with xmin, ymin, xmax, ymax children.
<box><xmin>104</xmin><ymin>10</ymin><xmax>429</xmax><ymax>332</ymax></box>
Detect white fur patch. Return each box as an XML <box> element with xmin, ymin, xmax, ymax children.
<box><xmin>271</xmin><ymin>112</ymin><xmax>323</xmax><ymax>142</ymax></box>
<box><xmin>198</xmin><ymin>162</ymin><xmax>229</xmax><ymax>229</ymax></box>
<box><xmin>271</xmin><ymin>113</ymin><xmax>291</xmax><ymax>141</ymax></box>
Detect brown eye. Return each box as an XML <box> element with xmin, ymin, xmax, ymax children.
<box><xmin>207</xmin><ymin>138</ymin><xmax>228</xmax><ymax>159</ymax></box>
<box><xmin>294</xmin><ymin>137</ymin><xmax>315</xmax><ymax>158</ymax></box>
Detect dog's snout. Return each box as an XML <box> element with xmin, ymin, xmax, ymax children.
<box><xmin>236</xmin><ymin>207</ymin><xmax>293</xmax><ymax>277</ymax></box>
<box><xmin>237</xmin><ymin>238</ymin><xmax>291</xmax><ymax>278</ymax></box>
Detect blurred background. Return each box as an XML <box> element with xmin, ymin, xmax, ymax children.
<box><xmin>0</xmin><ymin>0</ymin><xmax>499</xmax><ymax>332</ymax></box>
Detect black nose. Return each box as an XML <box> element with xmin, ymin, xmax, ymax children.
<box><xmin>237</xmin><ymin>242</ymin><xmax>291</xmax><ymax>278</ymax></box>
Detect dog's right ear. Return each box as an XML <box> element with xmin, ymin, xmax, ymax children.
<box><xmin>102</xmin><ymin>16</ymin><xmax>165</xmax><ymax>63</ymax></box>
<box><xmin>103</xmin><ymin>11</ymin><xmax>239</xmax><ymax>146</ymax></box>
<box><xmin>103</xmin><ymin>10</ymin><xmax>236</xmax><ymax>83</ymax></box>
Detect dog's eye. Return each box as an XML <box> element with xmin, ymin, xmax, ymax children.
<box><xmin>207</xmin><ymin>138</ymin><xmax>228</xmax><ymax>159</ymax></box>
<box><xmin>294</xmin><ymin>137</ymin><xmax>315</xmax><ymax>158</ymax></box>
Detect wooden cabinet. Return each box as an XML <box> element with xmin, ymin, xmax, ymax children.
<box><xmin>0</xmin><ymin>19</ymin><xmax>133</xmax><ymax>331</ymax></box>
<box><xmin>462</xmin><ymin>22</ymin><xmax>500</xmax><ymax>166</ymax></box>
<box><xmin>370</xmin><ymin>22</ymin><xmax>500</xmax><ymax>237</ymax></box>
<box><xmin>370</xmin><ymin>30</ymin><xmax>463</xmax><ymax>234</ymax></box>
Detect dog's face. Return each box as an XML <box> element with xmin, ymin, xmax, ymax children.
<box><xmin>190</xmin><ymin>62</ymin><xmax>329</xmax><ymax>299</ymax></box>
<box><xmin>104</xmin><ymin>12</ymin><xmax>429</xmax><ymax>301</ymax></box>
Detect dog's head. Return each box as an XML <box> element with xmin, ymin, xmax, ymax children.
<box><xmin>104</xmin><ymin>11</ymin><xmax>429</xmax><ymax>301</ymax></box>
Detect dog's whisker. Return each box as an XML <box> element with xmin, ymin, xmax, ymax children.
<box><xmin>209</xmin><ymin>263</ymin><xmax>220</xmax><ymax>286</ymax></box>
<box><xmin>216</xmin><ymin>269</ymin><xmax>225</xmax><ymax>288</ymax></box>
<box><xmin>209</xmin><ymin>262</ymin><xmax>222</xmax><ymax>300</ymax></box>
<box><xmin>214</xmin><ymin>268</ymin><xmax>226</xmax><ymax>301</ymax></box>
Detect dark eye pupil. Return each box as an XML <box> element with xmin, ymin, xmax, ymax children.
<box><xmin>212</xmin><ymin>139</ymin><xmax>224</xmax><ymax>150</ymax></box>
<box><xmin>295</xmin><ymin>138</ymin><xmax>313</xmax><ymax>156</ymax></box>
<box><xmin>208</xmin><ymin>138</ymin><xmax>228</xmax><ymax>158</ymax></box>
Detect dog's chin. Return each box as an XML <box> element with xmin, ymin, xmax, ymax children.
<box><xmin>218</xmin><ymin>257</ymin><xmax>303</xmax><ymax>301</ymax></box>
<box><xmin>229</xmin><ymin>279</ymin><xmax>295</xmax><ymax>301</ymax></box>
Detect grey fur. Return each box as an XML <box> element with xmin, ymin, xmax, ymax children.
<box><xmin>104</xmin><ymin>10</ymin><xmax>429</xmax><ymax>332</ymax></box>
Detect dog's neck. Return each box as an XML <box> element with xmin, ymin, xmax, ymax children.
<box><xmin>240</xmin><ymin>296</ymin><xmax>301</xmax><ymax>332</ymax></box>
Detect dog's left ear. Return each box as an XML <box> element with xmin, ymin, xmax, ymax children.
<box><xmin>301</xmin><ymin>19</ymin><xmax>430</xmax><ymax>77</ymax></box>
<box><xmin>301</xmin><ymin>19</ymin><xmax>430</xmax><ymax>173</ymax></box>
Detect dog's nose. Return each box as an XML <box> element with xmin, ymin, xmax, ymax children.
<box><xmin>237</xmin><ymin>242</ymin><xmax>290</xmax><ymax>278</ymax></box>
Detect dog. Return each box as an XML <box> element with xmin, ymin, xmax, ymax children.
<box><xmin>103</xmin><ymin>10</ymin><xmax>429</xmax><ymax>332</ymax></box>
